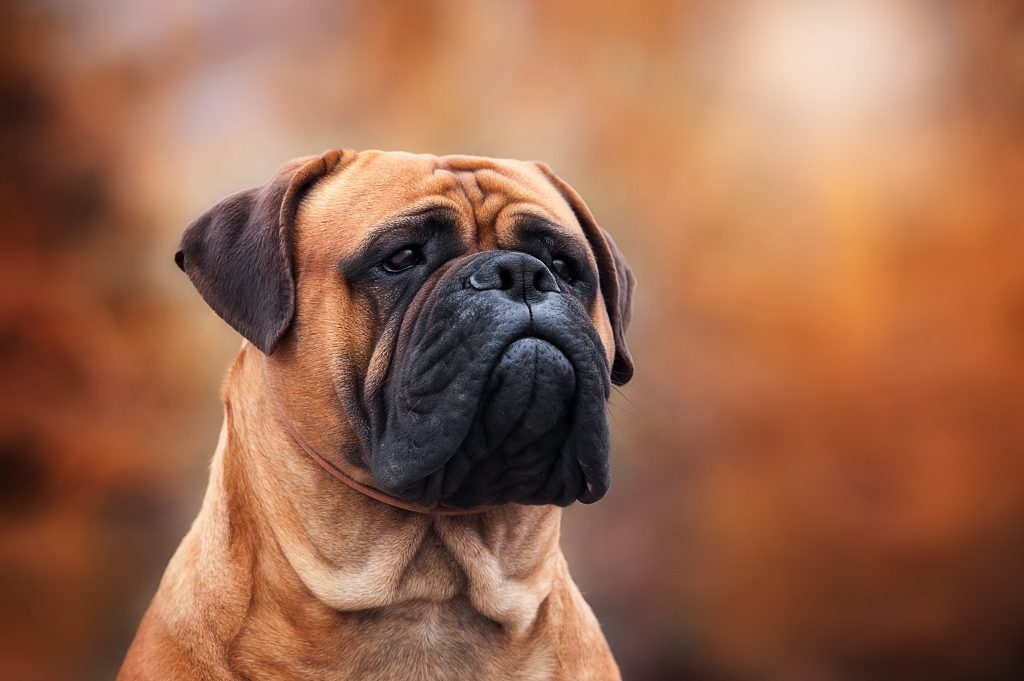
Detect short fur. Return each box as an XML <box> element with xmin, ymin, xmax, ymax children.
<box><xmin>120</xmin><ymin>150</ymin><xmax>632</xmax><ymax>680</ymax></box>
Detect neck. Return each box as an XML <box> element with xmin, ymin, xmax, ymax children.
<box><xmin>207</xmin><ymin>345</ymin><xmax>565</xmax><ymax>635</ymax></box>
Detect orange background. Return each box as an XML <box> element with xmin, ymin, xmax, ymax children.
<box><xmin>2</xmin><ymin>1</ymin><xmax>1023</xmax><ymax>679</ymax></box>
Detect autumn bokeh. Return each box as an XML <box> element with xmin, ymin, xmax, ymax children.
<box><xmin>2</xmin><ymin>1</ymin><xmax>1023</xmax><ymax>679</ymax></box>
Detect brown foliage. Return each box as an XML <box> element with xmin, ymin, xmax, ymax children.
<box><xmin>2</xmin><ymin>1</ymin><xmax>1023</xmax><ymax>679</ymax></box>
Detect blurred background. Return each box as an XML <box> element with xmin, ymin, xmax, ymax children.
<box><xmin>2</xmin><ymin>0</ymin><xmax>1023</xmax><ymax>679</ymax></box>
